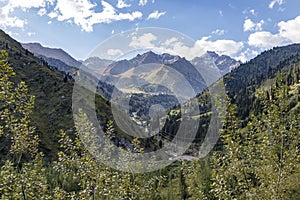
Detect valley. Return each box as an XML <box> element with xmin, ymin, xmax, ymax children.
<box><xmin>0</xmin><ymin>28</ymin><xmax>299</xmax><ymax>199</ymax></box>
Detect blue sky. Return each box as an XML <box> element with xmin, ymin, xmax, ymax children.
<box><xmin>1</xmin><ymin>0</ymin><xmax>300</xmax><ymax>62</ymax></box>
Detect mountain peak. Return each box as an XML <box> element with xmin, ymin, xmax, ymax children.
<box><xmin>25</xmin><ymin>42</ymin><xmax>42</xmax><ymax>47</ymax></box>
<box><xmin>191</xmin><ymin>51</ymin><xmax>240</xmax><ymax>82</ymax></box>
<box><xmin>206</xmin><ymin>51</ymin><xmax>219</xmax><ymax>58</ymax></box>
<box><xmin>136</xmin><ymin>51</ymin><xmax>182</xmax><ymax>65</ymax></box>
<box><xmin>144</xmin><ymin>50</ymin><xmax>156</xmax><ymax>55</ymax></box>
<box><xmin>142</xmin><ymin>50</ymin><xmax>158</xmax><ymax>58</ymax></box>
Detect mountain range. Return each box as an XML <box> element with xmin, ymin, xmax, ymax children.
<box><xmin>1</xmin><ymin>28</ymin><xmax>299</xmax><ymax>157</ymax></box>
<box><xmin>22</xmin><ymin>42</ymin><xmax>240</xmax><ymax>98</ymax></box>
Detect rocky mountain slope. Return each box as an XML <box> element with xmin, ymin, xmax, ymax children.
<box><xmin>102</xmin><ymin>51</ymin><xmax>207</xmax><ymax>98</ymax></box>
<box><xmin>164</xmin><ymin>43</ymin><xmax>300</xmax><ymax>144</ymax></box>
<box><xmin>191</xmin><ymin>51</ymin><xmax>240</xmax><ymax>85</ymax></box>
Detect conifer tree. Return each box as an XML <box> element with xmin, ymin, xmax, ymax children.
<box><xmin>211</xmin><ymin>73</ymin><xmax>300</xmax><ymax>199</ymax></box>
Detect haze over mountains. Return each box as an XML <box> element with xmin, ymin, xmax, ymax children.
<box><xmin>20</xmin><ymin>39</ymin><xmax>300</xmax><ymax>146</ymax></box>
<box><xmin>102</xmin><ymin>51</ymin><xmax>207</xmax><ymax>98</ymax></box>
<box><xmin>1</xmin><ymin>29</ymin><xmax>300</xmax><ymax>161</ymax></box>
<box><xmin>19</xmin><ymin>39</ymin><xmax>244</xmax><ymax>148</ymax></box>
<box><xmin>22</xmin><ymin>42</ymin><xmax>240</xmax><ymax>99</ymax></box>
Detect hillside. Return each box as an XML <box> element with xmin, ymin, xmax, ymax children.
<box><xmin>225</xmin><ymin>44</ymin><xmax>300</xmax><ymax>119</ymax></box>
<box><xmin>36</xmin><ymin>55</ymin><xmax>78</xmax><ymax>78</ymax></box>
<box><xmin>163</xmin><ymin>44</ymin><xmax>300</xmax><ymax>146</ymax></box>
<box><xmin>1</xmin><ymin>28</ymin><xmax>299</xmax><ymax>157</ymax></box>
<box><xmin>0</xmin><ymin>30</ymin><xmax>111</xmax><ymax>159</ymax></box>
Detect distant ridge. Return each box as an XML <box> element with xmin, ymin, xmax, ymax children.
<box><xmin>22</xmin><ymin>42</ymin><xmax>81</xmax><ymax>68</ymax></box>
<box><xmin>103</xmin><ymin>51</ymin><xmax>207</xmax><ymax>96</ymax></box>
<box><xmin>0</xmin><ymin>29</ymin><xmax>111</xmax><ymax>158</ymax></box>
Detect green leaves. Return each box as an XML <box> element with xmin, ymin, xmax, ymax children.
<box><xmin>53</xmin><ymin>110</ymin><xmax>164</xmax><ymax>199</ymax></box>
<box><xmin>1</xmin><ymin>48</ymin><xmax>299</xmax><ymax>199</ymax></box>
<box><xmin>0</xmin><ymin>51</ymin><xmax>38</xmax><ymax>158</ymax></box>
<box><xmin>211</xmin><ymin>74</ymin><xmax>300</xmax><ymax>199</ymax></box>
<box><xmin>0</xmin><ymin>51</ymin><xmax>49</xmax><ymax>199</ymax></box>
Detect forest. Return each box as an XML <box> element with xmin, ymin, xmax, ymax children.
<box><xmin>0</xmin><ymin>41</ymin><xmax>299</xmax><ymax>199</ymax></box>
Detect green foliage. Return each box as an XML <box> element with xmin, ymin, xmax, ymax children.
<box><xmin>0</xmin><ymin>50</ymin><xmax>164</xmax><ymax>199</ymax></box>
<box><xmin>0</xmin><ymin>30</ymin><xmax>116</xmax><ymax>159</ymax></box>
<box><xmin>52</xmin><ymin>109</ymin><xmax>164</xmax><ymax>199</ymax></box>
<box><xmin>165</xmin><ymin>46</ymin><xmax>300</xmax><ymax>152</ymax></box>
<box><xmin>185</xmin><ymin>159</ymin><xmax>212</xmax><ymax>200</ymax></box>
<box><xmin>179</xmin><ymin>163</ymin><xmax>188</xmax><ymax>200</ymax></box>
<box><xmin>0</xmin><ymin>50</ymin><xmax>50</xmax><ymax>199</ymax></box>
<box><xmin>211</xmin><ymin>75</ymin><xmax>300</xmax><ymax>199</ymax></box>
<box><xmin>1</xmin><ymin>29</ymin><xmax>300</xmax><ymax>199</ymax></box>
<box><xmin>0</xmin><ymin>30</ymin><xmax>77</xmax><ymax>158</ymax></box>
<box><xmin>0</xmin><ymin>50</ymin><xmax>38</xmax><ymax>159</ymax></box>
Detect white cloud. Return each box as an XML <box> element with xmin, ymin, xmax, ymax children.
<box><xmin>89</xmin><ymin>1</ymin><xmax>142</xmax><ymax>23</ymax></box>
<box><xmin>27</xmin><ymin>32</ymin><xmax>36</xmax><ymax>36</ymax></box>
<box><xmin>0</xmin><ymin>0</ymin><xmax>48</xmax><ymax>28</ymax></box>
<box><xmin>161</xmin><ymin>36</ymin><xmax>243</xmax><ymax>60</ymax></box>
<box><xmin>235</xmin><ymin>48</ymin><xmax>259</xmax><ymax>63</ymax></box>
<box><xmin>278</xmin><ymin>15</ymin><xmax>300</xmax><ymax>43</ymax></box>
<box><xmin>243</xmin><ymin>8</ymin><xmax>258</xmax><ymax>17</ymax></box>
<box><xmin>107</xmin><ymin>48</ymin><xmax>123</xmax><ymax>56</ymax></box>
<box><xmin>248</xmin><ymin>15</ymin><xmax>300</xmax><ymax>50</ymax></box>
<box><xmin>212</xmin><ymin>29</ymin><xmax>225</xmax><ymax>35</ymax></box>
<box><xmin>38</xmin><ymin>8</ymin><xmax>47</xmax><ymax>16</ymax></box>
<box><xmin>48</xmin><ymin>11</ymin><xmax>58</xmax><ymax>18</ymax></box>
<box><xmin>0</xmin><ymin>0</ymin><xmax>51</xmax><ymax>28</ymax></box>
<box><xmin>116</xmin><ymin>0</ymin><xmax>131</xmax><ymax>9</ymax></box>
<box><xmin>51</xmin><ymin>0</ymin><xmax>142</xmax><ymax>32</ymax></box>
<box><xmin>0</xmin><ymin>16</ymin><xmax>25</xmax><ymax>28</ymax></box>
<box><xmin>128</xmin><ymin>32</ymin><xmax>243</xmax><ymax>60</ymax></box>
<box><xmin>248</xmin><ymin>31</ymin><xmax>288</xmax><ymax>49</ymax></box>
<box><xmin>53</xmin><ymin>0</ymin><xmax>96</xmax><ymax>28</ymax></box>
<box><xmin>269</xmin><ymin>0</ymin><xmax>284</xmax><ymax>9</ymax></box>
<box><xmin>4</xmin><ymin>0</ymin><xmax>47</xmax><ymax>12</ymax></box>
<box><xmin>243</xmin><ymin>19</ymin><xmax>264</xmax><ymax>32</ymax></box>
<box><xmin>0</xmin><ymin>7</ymin><xmax>25</xmax><ymax>28</ymax></box>
<box><xmin>139</xmin><ymin>0</ymin><xmax>147</xmax><ymax>6</ymax></box>
<box><xmin>0</xmin><ymin>0</ymin><xmax>143</xmax><ymax>32</ymax></box>
<box><xmin>249</xmin><ymin>9</ymin><xmax>256</xmax><ymax>16</ymax></box>
<box><xmin>196</xmin><ymin>37</ymin><xmax>244</xmax><ymax>57</ymax></box>
<box><xmin>165</xmin><ymin>40</ymin><xmax>204</xmax><ymax>59</ymax></box>
<box><xmin>163</xmin><ymin>37</ymin><xmax>178</xmax><ymax>46</ymax></box>
<box><xmin>129</xmin><ymin>33</ymin><xmax>157</xmax><ymax>48</ymax></box>
<box><xmin>147</xmin><ymin>10</ymin><xmax>166</xmax><ymax>20</ymax></box>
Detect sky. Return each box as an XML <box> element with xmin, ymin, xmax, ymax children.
<box><xmin>1</xmin><ymin>0</ymin><xmax>300</xmax><ymax>62</ymax></box>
